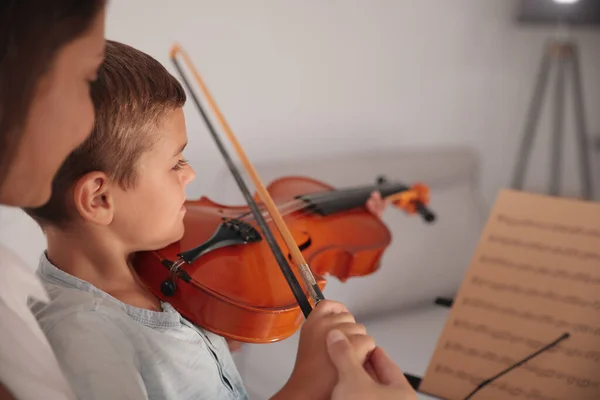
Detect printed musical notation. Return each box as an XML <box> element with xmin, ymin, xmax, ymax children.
<box><xmin>441</xmin><ymin>340</ymin><xmax>600</xmax><ymax>389</ymax></box>
<box><xmin>459</xmin><ymin>298</ymin><xmax>600</xmax><ymax>338</ymax></box>
<box><xmin>431</xmin><ymin>363</ymin><xmax>562</xmax><ymax>400</ymax></box>
<box><xmin>487</xmin><ymin>235</ymin><xmax>600</xmax><ymax>262</ymax></box>
<box><xmin>451</xmin><ymin>318</ymin><xmax>600</xmax><ymax>363</ymax></box>
<box><xmin>478</xmin><ymin>255</ymin><xmax>600</xmax><ymax>288</ymax></box>
<box><xmin>419</xmin><ymin>190</ymin><xmax>600</xmax><ymax>400</ymax></box>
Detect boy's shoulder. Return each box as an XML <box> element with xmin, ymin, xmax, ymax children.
<box><xmin>30</xmin><ymin>280</ymin><xmax>133</xmax><ymax>338</ymax></box>
<box><xmin>31</xmin><ymin>252</ymin><xmax>134</xmax><ymax>332</ymax></box>
<box><xmin>29</xmin><ymin>282</ymin><xmax>146</xmax><ymax>384</ymax></box>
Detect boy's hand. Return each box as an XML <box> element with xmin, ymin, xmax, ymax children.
<box><xmin>366</xmin><ymin>191</ymin><xmax>388</xmax><ymax>218</ymax></box>
<box><xmin>274</xmin><ymin>300</ymin><xmax>375</xmax><ymax>400</ymax></box>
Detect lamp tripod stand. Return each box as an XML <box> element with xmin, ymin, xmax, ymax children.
<box><xmin>511</xmin><ymin>36</ymin><xmax>594</xmax><ymax>200</ymax></box>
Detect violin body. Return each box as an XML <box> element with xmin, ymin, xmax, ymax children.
<box><xmin>134</xmin><ymin>176</ymin><xmax>393</xmax><ymax>343</ymax></box>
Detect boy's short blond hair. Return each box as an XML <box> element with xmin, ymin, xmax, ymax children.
<box><xmin>24</xmin><ymin>40</ymin><xmax>186</xmax><ymax>227</ymax></box>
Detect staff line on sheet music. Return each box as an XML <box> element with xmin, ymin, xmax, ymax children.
<box><xmin>487</xmin><ymin>235</ymin><xmax>600</xmax><ymax>262</ymax></box>
<box><xmin>496</xmin><ymin>214</ymin><xmax>600</xmax><ymax>239</ymax></box>
<box><xmin>460</xmin><ymin>297</ymin><xmax>600</xmax><ymax>337</ymax></box>
<box><xmin>431</xmin><ymin>363</ymin><xmax>562</xmax><ymax>400</ymax></box>
<box><xmin>441</xmin><ymin>340</ymin><xmax>600</xmax><ymax>389</ymax></box>
<box><xmin>451</xmin><ymin>318</ymin><xmax>600</xmax><ymax>363</ymax></box>
<box><xmin>478</xmin><ymin>255</ymin><xmax>600</xmax><ymax>286</ymax></box>
<box><xmin>469</xmin><ymin>275</ymin><xmax>600</xmax><ymax>311</ymax></box>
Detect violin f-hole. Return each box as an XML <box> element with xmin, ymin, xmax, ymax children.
<box><xmin>287</xmin><ymin>235</ymin><xmax>312</xmax><ymax>262</ymax></box>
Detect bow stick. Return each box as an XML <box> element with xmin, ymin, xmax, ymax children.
<box><xmin>169</xmin><ymin>44</ymin><xmax>325</xmax><ymax>317</ymax></box>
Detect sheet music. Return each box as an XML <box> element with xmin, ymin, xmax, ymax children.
<box><xmin>420</xmin><ymin>189</ymin><xmax>600</xmax><ymax>400</ymax></box>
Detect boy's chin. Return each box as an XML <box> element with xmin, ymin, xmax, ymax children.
<box><xmin>139</xmin><ymin>229</ymin><xmax>185</xmax><ymax>252</ymax></box>
<box><xmin>162</xmin><ymin>227</ymin><xmax>185</xmax><ymax>247</ymax></box>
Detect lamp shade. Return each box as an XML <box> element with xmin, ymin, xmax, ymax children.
<box><xmin>517</xmin><ymin>0</ymin><xmax>600</xmax><ymax>26</ymax></box>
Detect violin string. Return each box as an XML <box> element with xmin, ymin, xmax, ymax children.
<box><xmin>239</xmin><ymin>191</ymin><xmax>374</xmax><ymax>225</ymax></box>
<box><xmin>238</xmin><ymin>194</ymin><xmax>344</xmax><ymax>222</ymax></box>
<box><xmin>234</xmin><ymin>181</ymin><xmax>416</xmax><ymax>228</ymax></box>
<box><xmin>236</xmin><ymin>183</ymin><xmax>392</xmax><ymax>220</ymax></box>
<box><xmin>237</xmin><ymin>184</ymin><xmax>389</xmax><ymax>223</ymax></box>
<box><xmin>237</xmin><ymin>199</ymin><xmax>305</xmax><ymax>219</ymax></box>
<box><xmin>295</xmin><ymin>184</ymin><xmax>384</xmax><ymax>200</ymax></box>
<box><xmin>238</xmin><ymin>201</ymin><xmax>311</xmax><ymax>223</ymax></box>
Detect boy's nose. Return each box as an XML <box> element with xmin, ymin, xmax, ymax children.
<box><xmin>183</xmin><ymin>165</ymin><xmax>196</xmax><ymax>184</ymax></box>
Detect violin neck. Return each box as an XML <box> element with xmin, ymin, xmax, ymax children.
<box><xmin>298</xmin><ymin>182</ymin><xmax>409</xmax><ymax>216</ymax></box>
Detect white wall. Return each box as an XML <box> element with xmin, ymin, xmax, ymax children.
<box><xmin>1</xmin><ymin>0</ymin><xmax>599</xmax><ymax>270</ymax></box>
<box><xmin>104</xmin><ymin>0</ymin><xmax>600</xmax><ymax>205</ymax></box>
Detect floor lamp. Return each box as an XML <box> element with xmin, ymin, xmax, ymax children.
<box><xmin>511</xmin><ymin>0</ymin><xmax>599</xmax><ymax>200</ymax></box>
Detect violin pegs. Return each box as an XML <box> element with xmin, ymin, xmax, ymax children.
<box><xmin>416</xmin><ymin>203</ymin><xmax>436</xmax><ymax>223</ymax></box>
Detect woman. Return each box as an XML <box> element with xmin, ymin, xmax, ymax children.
<box><xmin>0</xmin><ymin>1</ymin><xmax>107</xmax><ymax>399</ymax></box>
<box><xmin>0</xmin><ymin>1</ymin><xmax>413</xmax><ymax>399</ymax></box>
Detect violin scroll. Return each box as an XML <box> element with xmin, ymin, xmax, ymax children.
<box><xmin>387</xmin><ymin>183</ymin><xmax>436</xmax><ymax>223</ymax></box>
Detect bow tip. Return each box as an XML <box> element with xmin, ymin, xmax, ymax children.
<box><xmin>169</xmin><ymin>42</ymin><xmax>183</xmax><ymax>59</ymax></box>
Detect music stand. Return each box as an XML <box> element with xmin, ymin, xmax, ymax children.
<box><xmin>404</xmin><ymin>190</ymin><xmax>600</xmax><ymax>399</ymax></box>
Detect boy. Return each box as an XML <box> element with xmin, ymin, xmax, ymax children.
<box><xmin>24</xmin><ymin>40</ymin><xmax>387</xmax><ymax>400</ymax></box>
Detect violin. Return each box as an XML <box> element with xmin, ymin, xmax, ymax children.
<box><xmin>133</xmin><ymin>44</ymin><xmax>436</xmax><ymax>344</ymax></box>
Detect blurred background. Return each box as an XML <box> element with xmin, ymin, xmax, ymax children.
<box><xmin>1</xmin><ymin>1</ymin><xmax>599</xmax><ymax>399</ymax></box>
<box><xmin>99</xmin><ymin>0</ymin><xmax>600</xmax><ymax>207</ymax></box>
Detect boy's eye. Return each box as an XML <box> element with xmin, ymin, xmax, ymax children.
<box><xmin>172</xmin><ymin>158</ymin><xmax>188</xmax><ymax>171</ymax></box>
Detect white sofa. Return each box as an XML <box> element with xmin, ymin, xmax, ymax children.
<box><xmin>210</xmin><ymin>145</ymin><xmax>487</xmax><ymax>399</ymax></box>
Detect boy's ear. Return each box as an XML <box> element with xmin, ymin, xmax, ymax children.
<box><xmin>72</xmin><ymin>172</ymin><xmax>114</xmax><ymax>225</ymax></box>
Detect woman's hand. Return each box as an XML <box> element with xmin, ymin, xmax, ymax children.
<box><xmin>327</xmin><ymin>329</ymin><xmax>417</xmax><ymax>400</ymax></box>
<box><xmin>273</xmin><ymin>300</ymin><xmax>375</xmax><ymax>400</ymax></box>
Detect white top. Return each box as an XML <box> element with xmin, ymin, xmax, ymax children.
<box><xmin>0</xmin><ymin>243</ymin><xmax>76</xmax><ymax>400</ymax></box>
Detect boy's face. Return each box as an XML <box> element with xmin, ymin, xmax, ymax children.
<box><xmin>110</xmin><ymin>107</ymin><xmax>195</xmax><ymax>251</ymax></box>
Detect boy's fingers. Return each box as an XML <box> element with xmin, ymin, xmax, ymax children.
<box><xmin>326</xmin><ymin>329</ymin><xmax>364</xmax><ymax>379</ymax></box>
<box><xmin>332</xmin><ymin>322</ymin><xmax>367</xmax><ymax>337</ymax></box>
<box><xmin>313</xmin><ymin>312</ymin><xmax>356</xmax><ymax>329</ymax></box>
<box><xmin>313</xmin><ymin>300</ymin><xmax>349</xmax><ymax>316</ymax></box>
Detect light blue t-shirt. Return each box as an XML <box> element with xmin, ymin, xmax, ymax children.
<box><xmin>30</xmin><ymin>253</ymin><xmax>248</xmax><ymax>400</ymax></box>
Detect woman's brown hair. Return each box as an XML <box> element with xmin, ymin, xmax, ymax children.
<box><xmin>0</xmin><ymin>0</ymin><xmax>106</xmax><ymax>188</ymax></box>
